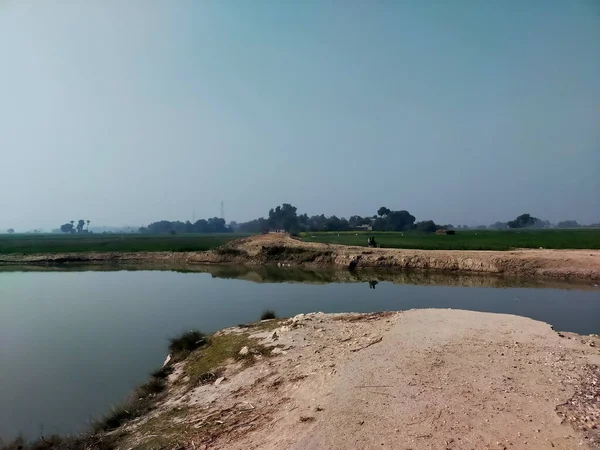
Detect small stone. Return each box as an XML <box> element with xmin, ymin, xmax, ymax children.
<box><xmin>271</xmin><ymin>331</ymin><xmax>279</xmax><ymax>341</ymax></box>
<box><xmin>214</xmin><ymin>376</ymin><xmax>225</xmax><ymax>386</ymax></box>
<box><xmin>239</xmin><ymin>346</ymin><xmax>249</xmax><ymax>356</ymax></box>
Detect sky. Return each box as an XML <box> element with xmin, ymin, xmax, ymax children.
<box><xmin>1</xmin><ymin>0</ymin><xmax>599</xmax><ymax>231</ymax></box>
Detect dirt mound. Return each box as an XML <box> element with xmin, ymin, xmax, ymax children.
<box><xmin>116</xmin><ymin>310</ymin><xmax>600</xmax><ymax>450</ymax></box>
<box><xmin>218</xmin><ymin>234</ymin><xmax>600</xmax><ymax>281</ymax></box>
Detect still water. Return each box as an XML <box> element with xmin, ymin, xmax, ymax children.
<box><xmin>1</xmin><ymin>267</ymin><xmax>599</xmax><ymax>439</ymax></box>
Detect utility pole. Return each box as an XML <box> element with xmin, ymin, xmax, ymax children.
<box><xmin>220</xmin><ymin>201</ymin><xmax>225</xmax><ymax>220</ymax></box>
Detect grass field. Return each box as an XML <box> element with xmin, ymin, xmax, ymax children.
<box><xmin>299</xmin><ymin>229</ymin><xmax>600</xmax><ymax>251</ymax></box>
<box><xmin>0</xmin><ymin>233</ymin><xmax>249</xmax><ymax>254</ymax></box>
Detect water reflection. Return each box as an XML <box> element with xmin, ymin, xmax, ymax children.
<box><xmin>1</xmin><ymin>263</ymin><xmax>595</xmax><ymax>290</ymax></box>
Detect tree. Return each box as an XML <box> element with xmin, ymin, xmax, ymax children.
<box><xmin>86</xmin><ymin>220</ymin><xmax>90</xmax><ymax>231</ymax></box>
<box><xmin>377</xmin><ymin>206</ymin><xmax>391</xmax><ymax>217</ymax></box>
<box><xmin>268</xmin><ymin>203</ymin><xmax>298</xmax><ymax>232</ymax></box>
<box><xmin>372</xmin><ymin>209</ymin><xmax>415</xmax><ymax>232</ymax></box>
<box><xmin>76</xmin><ymin>219</ymin><xmax>85</xmax><ymax>233</ymax></box>
<box><xmin>60</xmin><ymin>223</ymin><xmax>75</xmax><ymax>233</ymax></box>
<box><xmin>415</xmin><ymin>220</ymin><xmax>438</xmax><ymax>233</ymax></box>
<box><xmin>507</xmin><ymin>214</ymin><xmax>540</xmax><ymax>229</ymax></box>
<box><xmin>557</xmin><ymin>220</ymin><xmax>579</xmax><ymax>228</ymax></box>
<box><xmin>489</xmin><ymin>221</ymin><xmax>508</xmax><ymax>230</ymax></box>
<box><xmin>7</xmin><ymin>228</ymin><xmax>14</xmax><ymax>234</ymax></box>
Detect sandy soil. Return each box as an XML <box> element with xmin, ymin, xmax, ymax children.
<box><xmin>1</xmin><ymin>234</ymin><xmax>600</xmax><ymax>282</ymax></box>
<box><xmin>122</xmin><ymin>309</ymin><xmax>600</xmax><ymax>450</ymax></box>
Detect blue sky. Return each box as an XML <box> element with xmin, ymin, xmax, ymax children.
<box><xmin>1</xmin><ymin>0</ymin><xmax>599</xmax><ymax>230</ymax></box>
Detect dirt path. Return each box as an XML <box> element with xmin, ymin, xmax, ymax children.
<box><xmin>1</xmin><ymin>233</ymin><xmax>600</xmax><ymax>281</ymax></box>
<box><xmin>121</xmin><ymin>310</ymin><xmax>600</xmax><ymax>450</ymax></box>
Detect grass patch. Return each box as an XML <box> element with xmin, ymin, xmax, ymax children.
<box><xmin>184</xmin><ymin>332</ymin><xmax>272</xmax><ymax>385</ymax></box>
<box><xmin>93</xmin><ymin>404</ymin><xmax>138</xmax><ymax>432</ymax></box>
<box><xmin>300</xmin><ymin>229</ymin><xmax>600</xmax><ymax>251</ymax></box>
<box><xmin>0</xmin><ymin>233</ymin><xmax>252</xmax><ymax>255</ymax></box>
<box><xmin>119</xmin><ymin>407</ymin><xmax>192</xmax><ymax>450</ymax></box>
<box><xmin>260</xmin><ymin>309</ymin><xmax>277</xmax><ymax>320</ymax></box>
<box><xmin>169</xmin><ymin>330</ymin><xmax>207</xmax><ymax>358</ymax></box>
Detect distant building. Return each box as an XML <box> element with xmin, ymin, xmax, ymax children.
<box><xmin>357</xmin><ymin>224</ymin><xmax>372</xmax><ymax>231</ymax></box>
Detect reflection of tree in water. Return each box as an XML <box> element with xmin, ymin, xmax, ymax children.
<box><xmin>369</xmin><ymin>280</ymin><xmax>378</xmax><ymax>289</ymax></box>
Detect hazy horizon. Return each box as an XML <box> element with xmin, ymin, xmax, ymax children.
<box><xmin>1</xmin><ymin>1</ymin><xmax>599</xmax><ymax>231</ymax></box>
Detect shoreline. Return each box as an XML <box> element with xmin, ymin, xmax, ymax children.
<box><xmin>39</xmin><ymin>309</ymin><xmax>600</xmax><ymax>450</ymax></box>
<box><xmin>1</xmin><ymin>233</ymin><xmax>599</xmax><ymax>282</ymax></box>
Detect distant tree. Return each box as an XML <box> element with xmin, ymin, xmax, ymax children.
<box><xmin>377</xmin><ymin>207</ymin><xmax>391</xmax><ymax>217</ymax></box>
<box><xmin>60</xmin><ymin>223</ymin><xmax>75</xmax><ymax>233</ymax></box>
<box><xmin>76</xmin><ymin>219</ymin><xmax>85</xmax><ymax>233</ymax></box>
<box><xmin>86</xmin><ymin>220</ymin><xmax>90</xmax><ymax>231</ymax></box>
<box><xmin>489</xmin><ymin>221</ymin><xmax>508</xmax><ymax>230</ymax></box>
<box><xmin>557</xmin><ymin>220</ymin><xmax>580</xmax><ymax>228</ymax></box>
<box><xmin>349</xmin><ymin>215</ymin><xmax>371</xmax><ymax>229</ymax></box>
<box><xmin>7</xmin><ymin>228</ymin><xmax>14</xmax><ymax>234</ymax></box>
<box><xmin>138</xmin><ymin>227</ymin><xmax>148</xmax><ymax>233</ymax></box>
<box><xmin>145</xmin><ymin>217</ymin><xmax>231</xmax><ymax>234</ymax></box>
<box><xmin>415</xmin><ymin>220</ymin><xmax>438</xmax><ymax>233</ymax></box>
<box><xmin>268</xmin><ymin>203</ymin><xmax>298</xmax><ymax>232</ymax></box>
<box><xmin>507</xmin><ymin>214</ymin><xmax>541</xmax><ymax>229</ymax></box>
<box><xmin>372</xmin><ymin>209</ymin><xmax>415</xmax><ymax>232</ymax></box>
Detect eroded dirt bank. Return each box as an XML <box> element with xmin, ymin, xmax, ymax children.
<box><xmin>116</xmin><ymin>309</ymin><xmax>600</xmax><ymax>450</ymax></box>
<box><xmin>1</xmin><ymin>234</ymin><xmax>600</xmax><ymax>281</ymax></box>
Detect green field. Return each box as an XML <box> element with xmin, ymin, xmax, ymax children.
<box><xmin>0</xmin><ymin>233</ymin><xmax>249</xmax><ymax>254</ymax></box>
<box><xmin>300</xmin><ymin>229</ymin><xmax>600</xmax><ymax>251</ymax></box>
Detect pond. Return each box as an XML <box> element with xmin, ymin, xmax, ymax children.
<box><xmin>1</xmin><ymin>266</ymin><xmax>599</xmax><ymax>440</ymax></box>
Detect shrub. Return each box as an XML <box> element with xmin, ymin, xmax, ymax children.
<box><xmin>260</xmin><ymin>310</ymin><xmax>277</xmax><ymax>320</ymax></box>
<box><xmin>169</xmin><ymin>330</ymin><xmax>206</xmax><ymax>355</ymax></box>
<box><xmin>136</xmin><ymin>378</ymin><xmax>166</xmax><ymax>396</ymax></box>
<box><xmin>93</xmin><ymin>404</ymin><xmax>138</xmax><ymax>432</ymax></box>
<box><xmin>151</xmin><ymin>365</ymin><xmax>174</xmax><ymax>379</ymax></box>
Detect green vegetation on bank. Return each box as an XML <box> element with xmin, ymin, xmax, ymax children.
<box><xmin>300</xmin><ymin>229</ymin><xmax>600</xmax><ymax>251</ymax></box>
<box><xmin>0</xmin><ymin>233</ymin><xmax>248</xmax><ymax>255</ymax></box>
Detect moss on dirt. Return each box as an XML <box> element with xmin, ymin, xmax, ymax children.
<box><xmin>249</xmin><ymin>318</ymin><xmax>287</xmax><ymax>332</ymax></box>
<box><xmin>184</xmin><ymin>332</ymin><xmax>273</xmax><ymax>385</ymax></box>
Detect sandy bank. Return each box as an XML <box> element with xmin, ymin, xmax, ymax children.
<box><xmin>116</xmin><ymin>309</ymin><xmax>600</xmax><ymax>450</ymax></box>
<box><xmin>2</xmin><ymin>234</ymin><xmax>600</xmax><ymax>282</ymax></box>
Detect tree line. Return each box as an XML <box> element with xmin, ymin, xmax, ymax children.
<box><xmin>59</xmin><ymin>219</ymin><xmax>91</xmax><ymax>233</ymax></box>
<box><xmin>51</xmin><ymin>209</ymin><xmax>594</xmax><ymax>236</ymax></box>
<box><xmin>139</xmin><ymin>217</ymin><xmax>229</xmax><ymax>234</ymax></box>
<box><xmin>235</xmin><ymin>204</ymin><xmax>454</xmax><ymax>234</ymax></box>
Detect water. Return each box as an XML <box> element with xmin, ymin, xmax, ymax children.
<box><xmin>1</xmin><ymin>267</ymin><xmax>599</xmax><ymax>440</ymax></box>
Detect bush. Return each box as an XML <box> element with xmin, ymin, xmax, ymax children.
<box><xmin>93</xmin><ymin>404</ymin><xmax>139</xmax><ymax>432</ymax></box>
<box><xmin>260</xmin><ymin>310</ymin><xmax>277</xmax><ymax>320</ymax></box>
<box><xmin>169</xmin><ymin>330</ymin><xmax>206</xmax><ymax>355</ymax></box>
<box><xmin>151</xmin><ymin>365</ymin><xmax>174</xmax><ymax>379</ymax></box>
<box><xmin>136</xmin><ymin>378</ymin><xmax>166</xmax><ymax>396</ymax></box>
